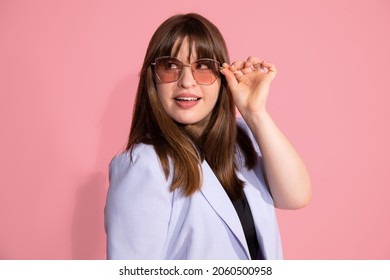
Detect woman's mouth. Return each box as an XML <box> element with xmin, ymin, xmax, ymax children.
<box><xmin>173</xmin><ymin>96</ymin><xmax>201</xmax><ymax>109</ymax></box>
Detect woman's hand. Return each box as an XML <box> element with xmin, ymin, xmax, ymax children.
<box><xmin>221</xmin><ymin>56</ymin><xmax>276</xmax><ymax>117</ymax></box>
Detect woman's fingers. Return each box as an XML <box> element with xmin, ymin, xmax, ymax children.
<box><xmin>220</xmin><ymin>63</ymin><xmax>239</xmax><ymax>89</ymax></box>
<box><xmin>260</xmin><ymin>61</ymin><xmax>277</xmax><ymax>78</ymax></box>
<box><xmin>227</xmin><ymin>57</ymin><xmax>265</xmax><ymax>73</ymax></box>
<box><xmin>222</xmin><ymin>57</ymin><xmax>277</xmax><ymax>80</ymax></box>
<box><xmin>261</xmin><ymin>61</ymin><xmax>277</xmax><ymax>72</ymax></box>
<box><xmin>230</xmin><ymin>60</ymin><xmax>245</xmax><ymax>70</ymax></box>
<box><xmin>228</xmin><ymin>61</ymin><xmax>246</xmax><ymax>78</ymax></box>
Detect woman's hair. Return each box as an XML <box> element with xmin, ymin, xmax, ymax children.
<box><xmin>126</xmin><ymin>13</ymin><xmax>256</xmax><ymax>200</ymax></box>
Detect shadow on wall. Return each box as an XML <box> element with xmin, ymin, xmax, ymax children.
<box><xmin>71</xmin><ymin>173</ymin><xmax>107</xmax><ymax>259</ymax></box>
<box><xmin>71</xmin><ymin>75</ymin><xmax>135</xmax><ymax>259</ymax></box>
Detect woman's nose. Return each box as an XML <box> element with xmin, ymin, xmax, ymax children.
<box><xmin>178</xmin><ymin>65</ymin><xmax>197</xmax><ymax>88</ymax></box>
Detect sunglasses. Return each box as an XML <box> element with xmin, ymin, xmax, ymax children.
<box><xmin>151</xmin><ymin>56</ymin><xmax>222</xmax><ymax>85</ymax></box>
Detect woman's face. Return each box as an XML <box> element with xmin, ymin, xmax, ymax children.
<box><xmin>155</xmin><ymin>38</ymin><xmax>221</xmax><ymax>135</ymax></box>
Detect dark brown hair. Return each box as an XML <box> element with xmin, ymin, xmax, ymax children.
<box><xmin>126</xmin><ymin>13</ymin><xmax>256</xmax><ymax>200</ymax></box>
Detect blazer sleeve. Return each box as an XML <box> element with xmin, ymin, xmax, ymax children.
<box><xmin>104</xmin><ymin>145</ymin><xmax>173</xmax><ymax>259</ymax></box>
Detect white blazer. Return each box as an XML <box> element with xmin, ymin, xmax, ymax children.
<box><xmin>105</xmin><ymin>120</ymin><xmax>283</xmax><ymax>260</ymax></box>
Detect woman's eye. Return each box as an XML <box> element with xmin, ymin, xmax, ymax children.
<box><xmin>196</xmin><ymin>62</ymin><xmax>211</xmax><ymax>70</ymax></box>
<box><xmin>165</xmin><ymin>62</ymin><xmax>179</xmax><ymax>70</ymax></box>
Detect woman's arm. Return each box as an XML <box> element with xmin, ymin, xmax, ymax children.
<box><xmin>105</xmin><ymin>145</ymin><xmax>172</xmax><ymax>259</ymax></box>
<box><xmin>221</xmin><ymin>57</ymin><xmax>311</xmax><ymax>209</ymax></box>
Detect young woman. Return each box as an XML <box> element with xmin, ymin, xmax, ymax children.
<box><xmin>105</xmin><ymin>13</ymin><xmax>311</xmax><ymax>260</ymax></box>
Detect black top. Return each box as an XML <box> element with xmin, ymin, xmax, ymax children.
<box><xmin>231</xmin><ymin>194</ymin><xmax>265</xmax><ymax>260</ymax></box>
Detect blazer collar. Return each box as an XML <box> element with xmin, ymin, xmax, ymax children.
<box><xmin>200</xmin><ymin>160</ymin><xmax>251</xmax><ymax>260</ymax></box>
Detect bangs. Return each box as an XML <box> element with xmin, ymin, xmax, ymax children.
<box><xmin>171</xmin><ymin>34</ymin><xmax>218</xmax><ymax>61</ymax></box>
<box><xmin>155</xmin><ymin>18</ymin><xmax>223</xmax><ymax>62</ymax></box>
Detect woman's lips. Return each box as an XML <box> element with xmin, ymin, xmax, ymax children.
<box><xmin>173</xmin><ymin>94</ymin><xmax>201</xmax><ymax>109</ymax></box>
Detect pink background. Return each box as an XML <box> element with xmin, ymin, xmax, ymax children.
<box><xmin>1</xmin><ymin>0</ymin><xmax>389</xmax><ymax>259</ymax></box>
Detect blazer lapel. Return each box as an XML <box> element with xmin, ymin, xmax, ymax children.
<box><xmin>200</xmin><ymin>160</ymin><xmax>251</xmax><ymax>259</ymax></box>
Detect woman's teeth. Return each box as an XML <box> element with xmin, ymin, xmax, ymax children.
<box><xmin>174</xmin><ymin>97</ymin><xmax>200</xmax><ymax>101</ymax></box>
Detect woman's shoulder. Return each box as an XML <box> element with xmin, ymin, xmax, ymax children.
<box><xmin>110</xmin><ymin>143</ymin><xmax>158</xmax><ymax>164</ymax></box>
<box><xmin>109</xmin><ymin>143</ymin><xmax>166</xmax><ymax>179</ymax></box>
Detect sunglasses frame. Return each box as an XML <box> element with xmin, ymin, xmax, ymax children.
<box><xmin>151</xmin><ymin>56</ymin><xmax>222</xmax><ymax>85</ymax></box>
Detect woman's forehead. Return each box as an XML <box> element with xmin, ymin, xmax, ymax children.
<box><xmin>171</xmin><ymin>37</ymin><xmax>197</xmax><ymax>60</ymax></box>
